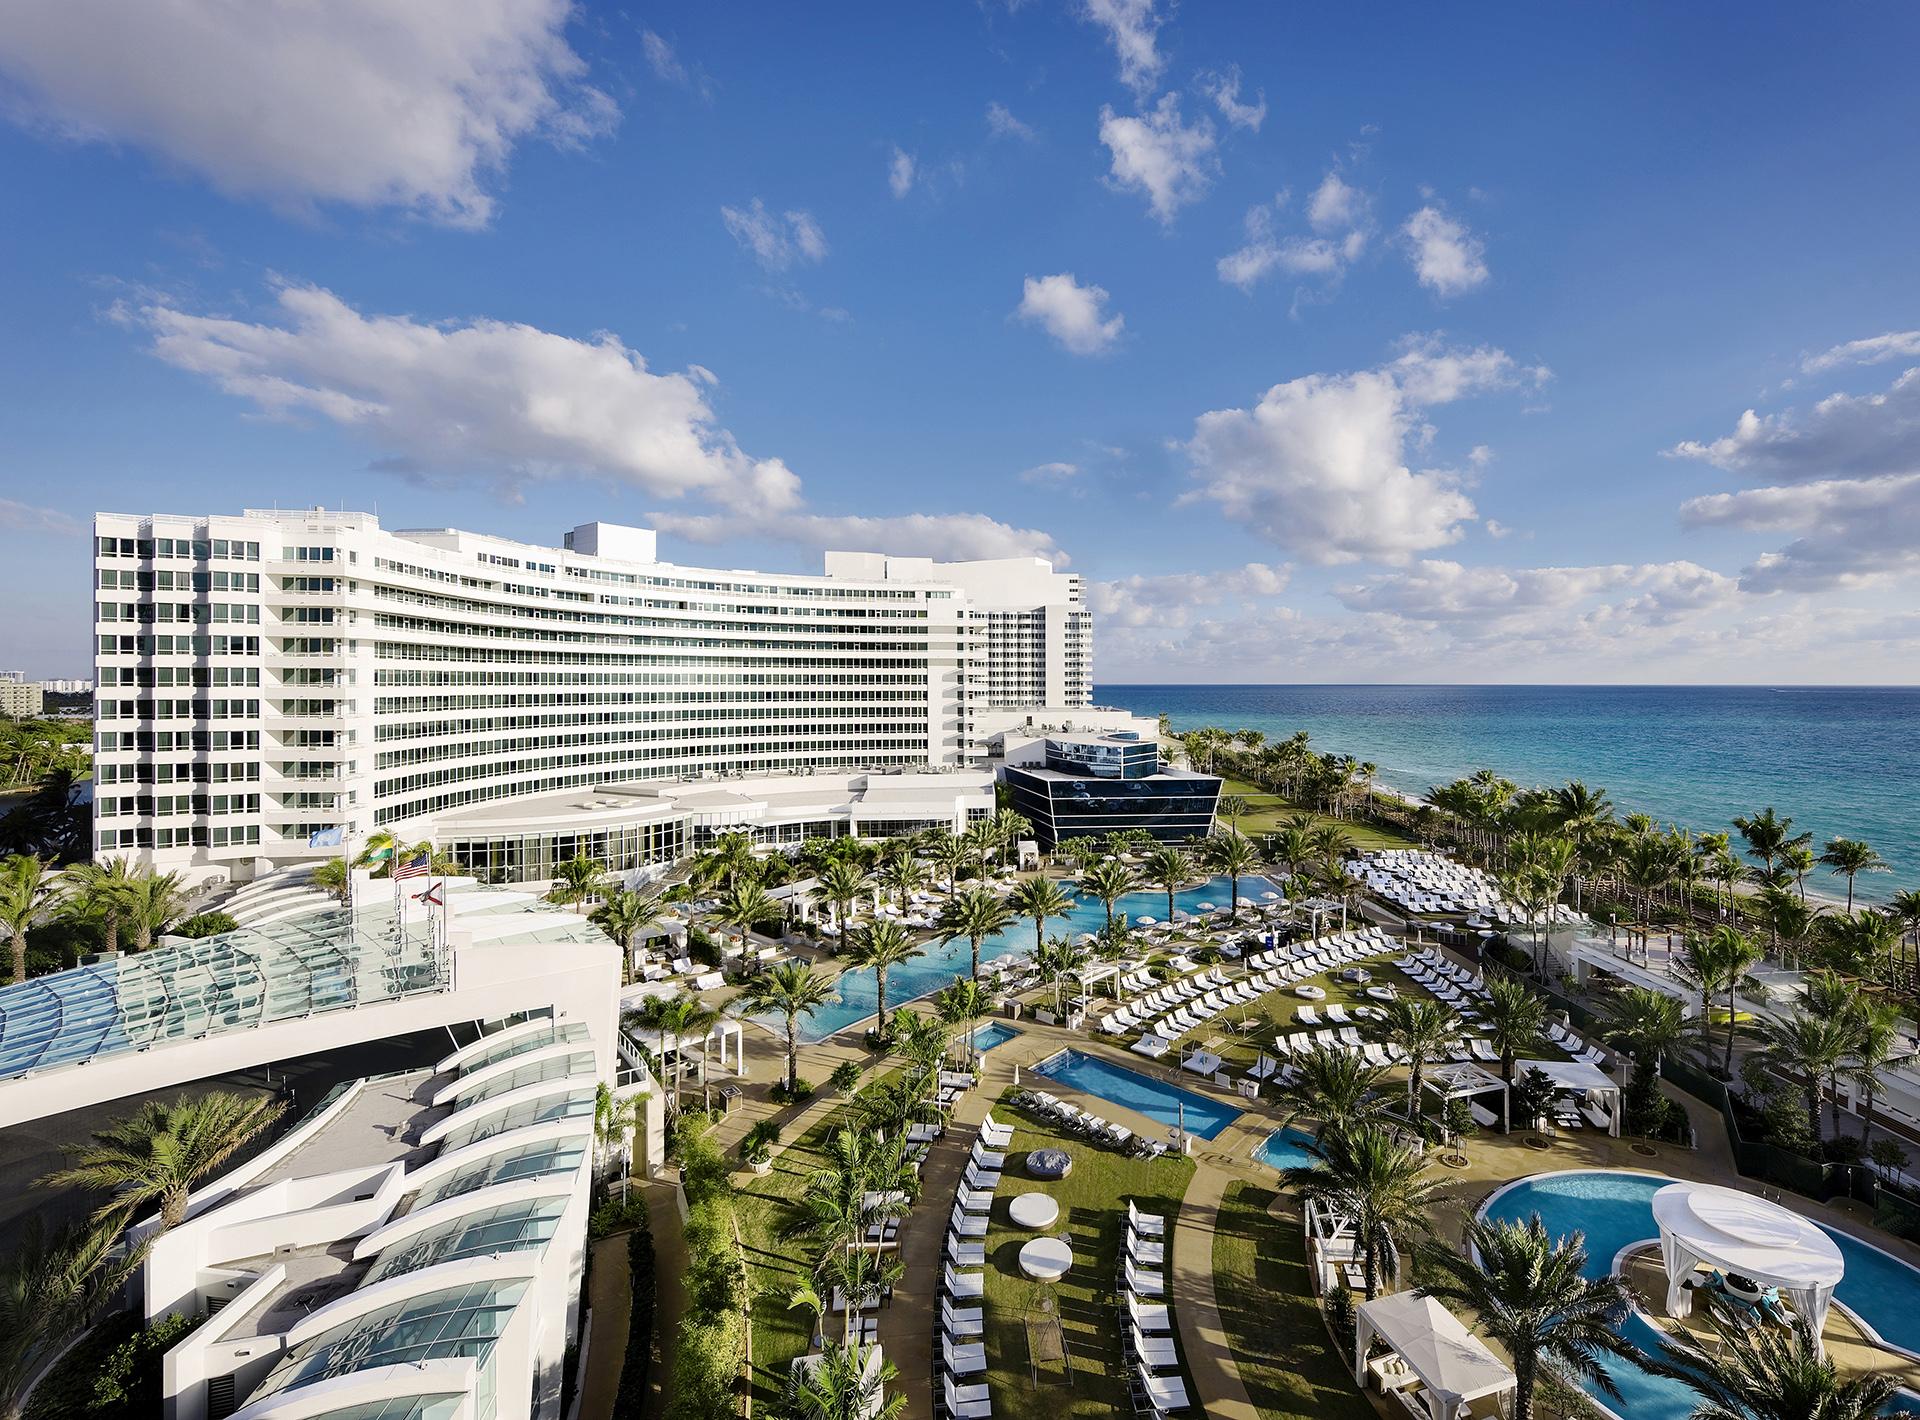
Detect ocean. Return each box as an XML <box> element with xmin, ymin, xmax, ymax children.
<box><xmin>1097</xmin><ymin>684</ymin><xmax>1920</xmax><ymax>900</ymax></box>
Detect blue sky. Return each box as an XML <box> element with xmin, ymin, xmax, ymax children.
<box><xmin>3</xmin><ymin>1</ymin><xmax>1918</xmax><ymax>682</ymax></box>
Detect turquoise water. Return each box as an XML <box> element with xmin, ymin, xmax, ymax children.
<box><xmin>1028</xmin><ymin>1047</ymin><xmax>1242</xmax><ymax>1140</ymax></box>
<box><xmin>1255</xmin><ymin>1126</ymin><xmax>1321</xmax><ymax>1172</ymax></box>
<box><xmin>776</xmin><ymin>872</ymin><xmax>1281</xmax><ymax>1042</ymax></box>
<box><xmin>1102</xmin><ymin>684</ymin><xmax>1920</xmax><ymax>898</ymax></box>
<box><xmin>972</xmin><ymin>1022</ymin><xmax>1021</xmax><ymax>1053</ymax></box>
<box><xmin>1483</xmin><ymin>1170</ymin><xmax>1920</xmax><ymax>1419</ymax></box>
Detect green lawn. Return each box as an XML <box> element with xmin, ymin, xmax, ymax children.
<box><xmin>980</xmin><ymin>1092</ymin><xmax>1196</xmax><ymax>1420</ymax></box>
<box><xmin>1212</xmin><ymin>1182</ymin><xmax>1376</xmax><ymax>1420</ymax></box>
<box><xmin>1216</xmin><ymin>777</ymin><xmax>1416</xmax><ymax>851</ymax></box>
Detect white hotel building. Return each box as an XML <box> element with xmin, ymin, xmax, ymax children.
<box><xmin>92</xmin><ymin>510</ymin><xmax>1092</xmax><ymax>886</ymax></box>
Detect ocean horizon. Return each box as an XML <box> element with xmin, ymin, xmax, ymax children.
<box><xmin>1097</xmin><ymin>683</ymin><xmax>1920</xmax><ymax>900</ymax></box>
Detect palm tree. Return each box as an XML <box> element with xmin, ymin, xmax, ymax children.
<box><xmin>1481</xmin><ymin>973</ymin><xmax>1550</xmax><ymax>1092</ymax></box>
<box><xmin>1819</xmin><ymin>837</ymin><xmax>1888</xmax><ymax>915</ymax></box>
<box><xmin>1268</xmin><ymin>825</ymin><xmax>1315</xmax><ymax>893</ymax></box>
<box><xmin>698</xmin><ymin>830</ymin><xmax>760</xmax><ymax>893</ymax></box>
<box><xmin>1379</xmin><ymin>997</ymin><xmax>1462</xmax><ymax>1124</ymax></box>
<box><xmin>120</xmin><ymin>866</ymin><xmax>190</xmax><ymax>952</ymax></box>
<box><xmin>1846</xmin><ymin>997</ymin><xmax>1902</xmax><ymax>1147</ymax></box>
<box><xmin>1034</xmin><ymin>935</ymin><xmax>1091</xmax><ymax>1017</ymax></box>
<box><xmin>1783</xmin><ymin>842</ymin><xmax>1817</xmax><ymax>905</ymax></box>
<box><xmin>935</xmin><ymin>979</ymin><xmax>992</xmax><ymax>1070</ymax></box>
<box><xmin>592</xmin><ymin>1080</ymin><xmax>645</xmax><ymax>1179</ymax></box>
<box><xmin>1702</xmin><ymin>925</ymin><xmax>1765</xmax><ymax>1077</ymax></box>
<box><xmin>923</xmin><ymin>832</ymin><xmax>970</xmax><ymax>895</ymax></box>
<box><xmin>874</xmin><ymin>851</ymin><xmax>926</xmax><ymax>916</ymax></box>
<box><xmin>1674</xmin><ymin>931</ymin><xmax>1734</xmax><ymax>1047</ymax></box>
<box><xmin>308</xmin><ymin>857</ymin><xmax>351</xmax><ymax>904</ymax></box>
<box><xmin>781</xmin><ymin>1340</ymin><xmax>905</xmax><ymax>1420</ymax></box>
<box><xmin>740</xmin><ymin>961</ymin><xmax>834</xmax><ymax>1094</ymax></box>
<box><xmin>1733</xmin><ymin>808</ymin><xmax>1810</xmax><ymax>878</ymax></box>
<box><xmin>842</xmin><ymin>920</ymin><xmax>923</xmax><ymax>1038</ymax></box>
<box><xmin>59</xmin><ymin>856</ymin><xmax>136</xmax><ymax>955</ymax></box>
<box><xmin>545</xmin><ymin>853</ymin><xmax>608</xmax><ymax>908</ymax></box>
<box><xmin>1819</xmin><ymin>910</ymin><xmax>1902</xmax><ymax>978</ymax></box>
<box><xmin>935</xmin><ymin>886</ymin><xmax>1014</xmax><ymax>981</ymax></box>
<box><xmin>1282</xmin><ymin>1122</ymin><xmax>1441</xmax><ymax>1298</ymax></box>
<box><xmin>1007</xmin><ymin>876</ymin><xmax>1073</xmax><ymax>954</ymax></box>
<box><xmin>1080</xmin><ymin>859</ymin><xmax>1138</xmax><ymax>938</ymax></box>
<box><xmin>817</xmin><ymin>858</ymin><xmax>869</xmax><ymax>942</ymax></box>
<box><xmin>1602</xmin><ymin>988</ymin><xmax>1689</xmax><ymax>1130</ymax></box>
<box><xmin>1420</xmin><ymin>1215</ymin><xmax>1643</xmax><ymax>1420</ymax></box>
<box><xmin>1889</xmin><ymin>889</ymin><xmax>1920</xmax><ymax>987</ymax></box>
<box><xmin>0</xmin><ymin>1214</ymin><xmax>149</xmax><ymax>1414</ymax></box>
<box><xmin>0</xmin><ymin>853</ymin><xmax>61</xmax><ymax>983</ymax></box>
<box><xmin>1653</xmin><ymin>1311</ymin><xmax>1894</xmax><ymax>1420</ymax></box>
<box><xmin>714</xmin><ymin>879</ymin><xmax>780</xmax><ymax>954</ymax></box>
<box><xmin>590</xmin><ymin>889</ymin><xmax>666</xmax><ymax>983</ymax></box>
<box><xmin>1764</xmin><ymin>1008</ymin><xmax>1861</xmax><ymax>1143</ymax></box>
<box><xmin>1143</xmin><ymin>844</ymin><xmax>1192</xmax><ymax>923</ymax></box>
<box><xmin>1551</xmin><ymin>780</ymin><xmax>1614</xmax><ymax>913</ymax></box>
<box><xmin>1204</xmin><ymin>830</ymin><xmax>1260</xmax><ymax>922</ymax></box>
<box><xmin>1278</xmin><ymin>1043</ymin><xmax>1390</xmax><ymax>1144</ymax></box>
<box><xmin>43</xmin><ymin>1091</ymin><xmax>287</xmax><ymax>1230</ymax></box>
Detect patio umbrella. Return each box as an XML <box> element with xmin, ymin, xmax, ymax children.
<box><xmin>1261</xmin><ymin>890</ymin><xmax>1281</xmax><ymax>902</ymax></box>
<box><xmin>1196</xmin><ymin>902</ymin><xmax>1216</xmax><ymax>913</ymax></box>
<box><xmin>1136</xmin><ymin>915</ymin><xmax>1158</xmax><ymax>926</ymax></box>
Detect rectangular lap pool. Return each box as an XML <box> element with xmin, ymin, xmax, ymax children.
<box><xmin>972</xmin><ymin>1022</ymin><xmax>1021</xmax><ymax>1053</ymax></box>
<box><xmin>1028</xmin><ymin>1048</ymin><xmax>1242</xmax><ymax>1141</ymax></box>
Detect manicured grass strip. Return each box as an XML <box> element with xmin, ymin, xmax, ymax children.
<box><xmin>1216</xmin><ymin>777</ymin><xmax>1416</xmax><ymax>850</ymax></box>
<box><xmin>1213</xmin><ymin>1181</ymin><xmax>1376</xmax><ymax>1420</ymax></box>
<box><xmin>980</xmin><ymin>1095</ymin><xmax>1195</xmax><ymax>1420</ymax></box>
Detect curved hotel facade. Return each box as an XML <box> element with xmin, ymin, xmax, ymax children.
<box><xmin>92</xmin><ymin>510</ymin><xmax>1091</xmax><ymax>885</ymax></box>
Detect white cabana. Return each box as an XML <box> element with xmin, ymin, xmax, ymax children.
<box><xmin>1422</xmin><ymin>1061</ymin><xmax>1509</xmax><ymax>1132</ymax></box>
<box><xmin>1517</xmin><ymin>1057</ymin><xmax>1622</xmax><ymax>1136</ymax></box>
<box><xmin>1354</xmin><ymin>1291</ymin><xmax>1515</xmax><ymax>1420</ymax></box>
<box><xmin>1653</xmin><ymin>1182</ymin><xmax>1844</xmax><ymax>1347</ymax></box>
<box><xmin>1075</xmin><ymin>961</ymin><xmax>1120</xmax><ymax>991</ymax></box>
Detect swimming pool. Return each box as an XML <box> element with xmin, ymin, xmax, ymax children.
<box><xmin>1482</xmin><ymin>1170</ymin><xmax>1920</xmax><ymax>1420</ymax></box>
<box><xmin>1028</xmin><ymin>1047</ymin><xmax>1242</xmax><ymax>1141</ymax></box>
<box><xmin>768</xmin><ymin>873</ymin><xmax>1285</xmax><ymax>1042</ymax></box>
<box><xmin>1255</xmin><ymin>1126</ymin><xmax>1322</xmax><ymax>1172</ymax></box>
<box><xmin>972</xmin><ymin>1022</ymin><xmax>1021</xmax><ymax>1053</ymax></box>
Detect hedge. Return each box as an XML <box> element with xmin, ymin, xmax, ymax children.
<box><xmin>613</xmin><ymin>1225</ymin><xmax>657</xmax><ymax>1418</ymax></box>
<box><xmin>663</xmin><ymin>1122</ymin><xmax>747</xmax><ymax>1420</ymax></box>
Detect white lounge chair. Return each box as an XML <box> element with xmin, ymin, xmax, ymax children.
<box><xmin>942</xmin><ymin>1295</ymin><xmax>985</xmax><ymax>1337</ymax></box>
<box><xmin>942</xmin><ymin>1336</ymin><xmax>987</xmax><ymax>1375</ymax></box>
<box><xmin>950</xmin><ymin>1206</ymin><xmax>986</xmax><ymax>1239</ymax></box>
<box><xmin>979</xmin><ymin>1113</ymin><xmax>1015</xmax><ymax>1147</ymax></box>
<box><xmin>1129</xmin><ymin>1294</ymin><xmax>1172</xmax><ymax>1333</ymax></box>
<box><xmin>1125</xmin><ymin>1258</ymin><xmax>1164</xmax><ymax>1297</ymax></box>
<box><xmin>943</xmin><ymin>1375</ymin><xmax>991</xmax><ymax>1419</ymax></box>
<box><xmin>1131</xmin><ymin>1323</ymin><xmax>1180</xmax><ymax>1369</ymax></box>
<box><xmin>1129</xmin><ymin>1199</ymin><xmax>1165</xmax><ymax>1237</ymax></box>
<box><xmin>943</xmin><ymin>1262</ymin><xmax>984</xmax><ymax>1298</ymax></box>
<box><xmin>1141</xmin><ymin>1373</ymin><xmax>1191</xmax><ymax>1411</ymax></box>
<box><xmin>946</xmin><ymin>1232</ymin><xmax>985</xmax><ymax>1267</ymax></box>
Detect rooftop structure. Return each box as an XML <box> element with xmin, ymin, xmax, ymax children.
<box><xmin>995</xmin><ymin>728</ymin><xmax>1221</xmax><ymax>848</ymax></box>
<box><xmin>0</xmin><ymin>875</ymin><xmax>626</xmax><ymax>1133</ymax></box>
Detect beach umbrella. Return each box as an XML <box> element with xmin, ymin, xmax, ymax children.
<box><xmin>1136</xmin><ymin>915</ymin><xmax>1158</xmax><ymax>926</ymax></box>
<box><xmin>1196</xmin><ymin>901</ymin><xmax>1216</xmax><ymax>913</ymax></box>
<box><xmin>1236</xmin><ymin>896</ymin><xmax>1256</xmax><ymax>907</ymax></box>
<box><xmin>1260</xmin><ymin>890</ymin><xmax>1280</xmax><ymax>902</ymax></box>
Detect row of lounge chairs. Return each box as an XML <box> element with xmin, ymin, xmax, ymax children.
<box><xmin>1117</xmin><ymin>1199</ymin><xmax>1189</xmax><ymax>1415</ymax></box>
<box><xmin>1012</xmin><ymin>1088</ymin><xmax>1170</xmax><ymax>1159</ymax></box>
<box><xmin>940</xmin><ymin>1112</ymin><xmax>1019</xmax><ymax>1418</ymax></box>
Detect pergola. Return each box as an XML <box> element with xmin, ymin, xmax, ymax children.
<box><xmin>1566</xmin><ymin>941</ymin><xmax>1696</xmax><ymax>1016</ymax></box>
<box><xmin>1653</xmin><ymin>1182</ymin><xmax>1843</xmax><ymax>1348</ymax></box>
<box><xmin>1421</xmin><ymin>1061</ymin><xmax>1509</xmax><ymax>1132</ymax></box>
<box><xmin>1517</xmin><ymin>1057</ymin><xmax>1621</xmax><ymax>1137</ymax></box>
<box><xmin>1354</xmin><ymin>1291</ymin><xmax>1515</xmax><ymax>1420</ymax></box>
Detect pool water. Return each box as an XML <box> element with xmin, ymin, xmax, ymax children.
<box><xmin>1255</xmin><ymin>1126</ymin><xmax>1322</xmax><ymax>1172</ymax></box>
<box><xmin>972</xmin><ymin>1022</ymin><xmax>1021</xmax><ymax>1053</ymax></box>
<box><xmin>1483</xmin><ymin>1170</ymin><xmax>1920</xmax><ymax>1420</ymax></box>
<box><xmin>768</xmin><ymin>873</ymin><xmax>1284</xmax><ymax>1042</ymax></box>
<box><xmin>1028</xmin><ymin>1047</ymin><xmax>1242</xmax><ymax>1141</ymax></box>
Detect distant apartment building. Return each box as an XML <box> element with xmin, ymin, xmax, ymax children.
<box><xmin>0</xmin><ymin>680</ymin><xmax>44</xmax><ymax>717</ymax></box>
<box><xmin>91</xmin><ymin>510</ymin><xmax>1092</xmax><ymax>884</ymax></box>
<box><xmin>40</xmin><ymin>677</ymin><xmax>95</xmax><ymax>693</ymax></box>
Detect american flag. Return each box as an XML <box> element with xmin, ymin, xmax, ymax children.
<box><xmin>394</xmin><ymin>851</ymin><xmax>430</xmax><ymax>880</ymax></box>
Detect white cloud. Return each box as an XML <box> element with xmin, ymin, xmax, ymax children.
<box><xmin>0</xmin><ymin>499</ymin><xmax>80</xmax><ymax>536</ymax></box>
<box><xmin>1335</xmin><ymin>559</ymin><xmax>1736</xmax><ymax>626</ymax></box>
<box><xmin>1090</xmin><ymin>563</ymin><xmax>1292</xmax><ymax>629</ymax></box>
<box><xmin>1079</xmin><ymin>0</ymin><xmax>1164</xmax><ymax>97</ymax></box>
<box><xmin>641</xmin><ymin>30</ymin><xmax>684</xmax><ymax>84</ymax></box>
<box><xmin>1198</xmin><ymin>66</ymin><xmax>1265</xmax><ymax>131</ymax></box>
<box><xmin>1098</xmin><ymin>94</ymin><xmax>1217</xmax><ymax>225</ymax></box>
<box><xmin>1308</xmin><ymin>173</ymin><xmax>1366</xmax><ymax>234</ymax></box>
<box><xmin>985</xmin><ymin>102</ymin><xmax>1036</xmax><ymax>141</ymax></box>
<box><xmin>1020</xmin><ymin>461</ymin><xmax>1083</xmax><ymax>484</ymax></box>
<box><xmin>1801</xmin><ymin>330</ymin><xmax>1920</xmax><ymax>375</ymax></box>
<box><xmin>0</xmin><ymin>0</ymin><xmax>613</xmax><ymax>228</ymax></box>
<box><xmin>1402</xmin><ymin>205</ymin><xmax>1489</xmax><ymax>297</ymax></box>
<box><xmin>1015</xmin><ymin>273</ymin><xmax>1125</xmax><ymax>356</ymax></box>
<box><xmin>1681</xmin><ymin>473</ymin><xmax>1920</xmax><ymax>592</ymax></box>
<box><xmin>118</xmin><ymin>280</ymin><xmax>801</xmax><ymax>509</ymax></box>
<box><xmin>1184</xmin><ymin>339</ymin><xmax>1548</xmax><ymax>564</ymax></box>
<box><xmin>721</xmin><ymin>199</ymin><xmax>829</xmax><ymax>271</ymax></box>
<box><xmin>888</xmin><ymin>145</ymin><xmax>916</xmax><ymax>199</ymax></box>
<box><xmin>1218</xmin><ymin>175</ymin><xmax>1370</xmax><ymax>292</ymax></box>
<box><xmin>649</xmin><ymin>507</ymin><xmax>1065</xmax><ymax>566</ymax></box>
<box><xmin>1667</xmin><ymin>366</ymin><xmax>1920</xmax><ymax>483</ymax></box>
<box><xmin>1483</xmin><ymin>519</ymin><xmax>1512</xmax><ymax>539</ymax></box>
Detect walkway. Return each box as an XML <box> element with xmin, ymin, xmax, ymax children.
<box><xmin>1169</xmin><ymin>1164</ymin><xmax>1258</xmax><ymax>1420</ymax></box>
<box><xmin>576</xmin><ymin>1231</ymin><xmax>635</xmax><ymax>1420</ymax></box>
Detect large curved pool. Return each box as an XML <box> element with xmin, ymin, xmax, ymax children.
<box><xmin>1482</xmin><ymin>1170</ymin><xmax>1920</xmax><ymax>1420</ymax></box>
<box><xmin>767</xmin><ymin>873</ymin><xmax>1284</xmax><ymax>1041</ymax></box>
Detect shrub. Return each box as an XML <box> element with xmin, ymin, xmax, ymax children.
<box><xmin>829</xmin><ymin>1060</ymin><xmax>865</xmax><ymax>1097</ymax></box>
<box><xmin>739</xmin><ymin>1119</ymin><xmax>780</xmax><ymax>1167</ymax></box>
<box><xmin>1324</xmin><ymin>1282</ymin><xmax>1357</xmax><ymax>1350</ymax></box>
<box><xmin>174</xmin><ymin>911</ymin><xmax>238</xmax><ymax>939</ymax></box>
<box><xmin>612</xmin><ymin>1221</ymin><xmax>657</xmax><ymax>1418</ymax></box>
<box><xmin>90</xmin><ymin>1310</ymin><xmax>201</xmax><ymax>1417</ymax></box>
<box><xmin>590</xmin><ymin>1192</ymin><xmax>650</xmax><ymax>1242</ymax></box>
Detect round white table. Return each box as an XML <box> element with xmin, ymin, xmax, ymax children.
<box><xmin>1019</xmin><ymin>1237</ymin><xmax>1072</xmax><ymax>1281</ymax></box>
<box><xmin>1008</xmin><ymin>1192</ymin><xmax>1059</xmax><ymax>1229</ymax></box>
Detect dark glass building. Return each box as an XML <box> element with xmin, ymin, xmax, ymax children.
<box><xmin>999</xmin><ymin>732</ymin><xmax>1222</xmax><ymax>847</ymax></box>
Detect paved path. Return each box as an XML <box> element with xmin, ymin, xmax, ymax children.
<box><xmin>1169</xmin><ymin>1164</ymin><xmax>1259</xmax><ymax>1420</ymax></box>
<box><xmin>577</xmin><ymin>1232</ymin><xmax>635</xmax><ymax>1420</ymax></box>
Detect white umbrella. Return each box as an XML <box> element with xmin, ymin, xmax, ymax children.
<box><xmin>1237</xmin><ymin>896</ymin><xmax>1256</xmax><ymax>907</ymax></box>
<box><xmin>1136</xmin><ymin>915</ymin><xmax>1158</xmax><ymax>926</ymax></box>
<box><xmin>1196</xmin><ymin>902</ymin><xmax>1216</xmax><ymax>913</ymax></box>
<box><xmin>1261</xmin><ymin>890</ymin><xmax>1281</xmax><ymax>902</ymax></box>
